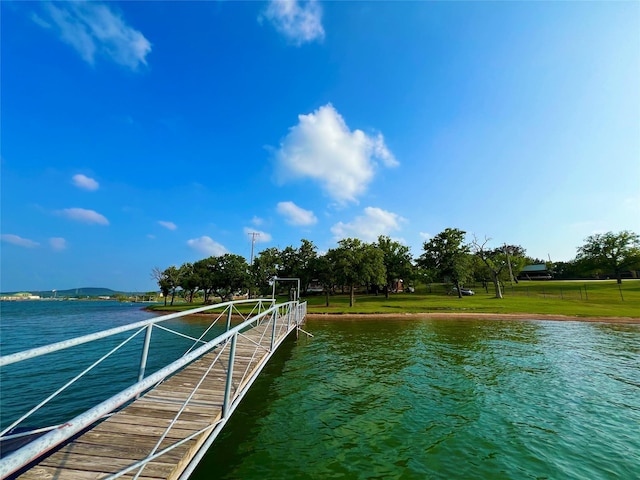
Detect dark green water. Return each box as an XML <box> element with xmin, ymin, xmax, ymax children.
<box><xmin>193</xmin><ymin>318</ymin><xmax>640</xmax><ymax>479</ymax></box>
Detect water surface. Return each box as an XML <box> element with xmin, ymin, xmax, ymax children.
<box><xmin>193</xmin><ymin>318</ymin><xmax>640</xmax><ymax>479</ymax></box>
<box><xmin>2</xmin><ymin>304</ymin><xmax>639</xmax><ymax>479</ymax></box>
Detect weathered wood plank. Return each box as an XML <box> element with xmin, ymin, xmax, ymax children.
<box><xmin>18</xmin><ymin>465</ymin><xmax>161</xmax><ymax>480</ymax></box>
<box><xmin>49</xmin><ymin>440</ymin><xmax>185</xmax><ymax>465</ymax></box>
<box><xmin>108</xmin><ymin>412</ymin><xmax>210</xmax><ymax>431</ymax></box>
<box><xmin>117</xmin><ymin>404</ymin><xmax>215</xmax><ymax>421</ymax></box>
<box><xmin>37</xmin><ymin>452</ymin><xmax>176</xmax><ymax>477</ymax></box>
<box><xmin>64</xmin><ymin>431</ymin><xmax>182</xmax><ymax>453</ymax></box>
<box><xmin>89</xmin><ymin>421</ymin><xmax>199</xmax><ymax>439</ymax></box>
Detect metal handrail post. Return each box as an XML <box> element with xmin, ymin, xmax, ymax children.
<box><xmin>226</xmin><ymin>306</ymin><xmax>233</xmax><ymax>332</ymax></box>
<box><xmin>270</xmin><ymin>309</ymin><xmax>278</xmax><ymax>351</ymax></box>
<box><xmin>222</xmin><ymin>333</ymin><xmax>237</xmax><ymax>418</ymax></box>
<box><xmin>137</xmin><ymin>324</ymin><xmax>154</xmax><ymax>383</ymax></box>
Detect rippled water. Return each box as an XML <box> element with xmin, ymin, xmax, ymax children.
<box><xmin>0</xmin><ymin>300</ymin><xmax>225</xmax><ymax>432</ymax></box>
<box><xmin>193</xmin><ymin>318</ymin><xmax>640</xmax><ymax>479</ymax></box>
<box><xmin>2</xmin><ymin>304</ymin><xmax>639</xmax><ymax>478</ymax></box>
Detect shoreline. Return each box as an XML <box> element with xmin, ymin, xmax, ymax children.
<box><xmin>305</xmin><ymin>312</ymin><xmax>640</xmax><ymax>324</ymax></box>
<box><xmin>151</xmin><ymin>307</ymin><xmax>640</xmax><ymax>324</ymax></box>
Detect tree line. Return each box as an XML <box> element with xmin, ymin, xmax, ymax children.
<box><xmin>152</xmin><ymin>230</ymin><xmax>640</xmax><ymax>306</ymax></box>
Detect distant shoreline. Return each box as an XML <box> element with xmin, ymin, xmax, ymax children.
<box><xmin>305</xmin><ymin>312</ymin><xmax>640</xmax><ymax>324</ymax></box>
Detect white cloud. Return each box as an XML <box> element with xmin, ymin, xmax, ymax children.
<box><xmin>72</xmin><ymin>174</ymin><xmax>99</xmax><ymax>191</ymax></box>
<box><xmin>49</xmin><ymin>237</ymin><xmax>67</xmax><ymax>251</ymax></box>
<box><xmin>1</xmin><ymin>234</ymin><xmax>39</xmax><ymax>248</ymax></box>
<box><xmin>251</xmin><ymin>216</ymin><xmax>264</xmax><ymax>226</ymax></box>
<box><xmin>419</xmin><ymin>232</ymin><xmax>432</xmax><ymax>240</ymax></box>
<box><xmin>59</xmin><ymin>208</ymin><xmax>109</xmax><ymax>225</ymax></box>
<box><xmin>38</xmin><ymin>2</ymin><xmax>151</xmax><ymax>70</ymax></box>
<box><xmin>274</xmin><ymin>104</ymin><xmax>398</xmax><ymax>204</ymax></box>
<box><xmin>331</xmin><ymin>207</ymin><xmax>406</xmax><ymax>242</ymax></box>
<box><xmin>260</xmin><ymin>0</ymin><xmax>324</xmax><ymax>46</ymax></box>
<box><xmin>187</xmin><ymin>236</ymin><xmax>228</xmax><ymax>256</ymax></box>
<box><xmin>243</xmin><ymin>227</ymin><xmax>273</xmax><ymax>243</ymax></box>
<box><xmin>158</xmin><ymin>220</ymin><xmax>177</xmax><ymax>231</ymax></box>
<box><xmin>277</xmin><ymin>201</ymin><xmax>317</xmax><ymax>226</ymax></box>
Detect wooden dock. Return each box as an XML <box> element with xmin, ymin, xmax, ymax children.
<box><xmin>13</xmin><ymin>320</ymin><xmax>292</xmax><ymax>480</ymax></box>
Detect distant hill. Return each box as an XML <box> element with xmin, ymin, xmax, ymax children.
<box><xmin>1</xmin><ymin>287</ymin><xmax>128</xmax><ymax>298</ymax></box>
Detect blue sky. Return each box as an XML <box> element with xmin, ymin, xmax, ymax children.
<box><xmin>2</xmin><ymin>1</ymin><xmax>639</xmax><ymax>292</ymax></box>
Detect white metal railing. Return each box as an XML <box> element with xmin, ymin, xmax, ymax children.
<box><xmin>0</xmin><ymin>299</ymin><xmax>307</xmax><ymax>478</ymax></box>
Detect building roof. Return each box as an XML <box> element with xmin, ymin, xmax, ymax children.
<box><xmin>520</xmin><ymin>264</ymin><xmax>548</xmax><ymax>272</ymax></box>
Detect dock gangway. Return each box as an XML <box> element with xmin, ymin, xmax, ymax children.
<box><xmin>0</xmin><ymin>298</ymin><xmax>307</xmax><ymax>479</ymax></box>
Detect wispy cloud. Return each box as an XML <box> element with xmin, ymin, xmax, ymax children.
<box><xmin>49</xmin><ymin>237</ymin><xmax>67</xmax><ymax>251</ymax></box>
<box><xmin>72</xmin><ymin>173</ymin><xmax>99</xmax><ymax>191</ymax></box>
<box><xmin>331</xmin><ymin>207</ymin><xmax>405</xmax><ymax>242</ymax></box>
<box><xmin>30</xmin><ymin>12</ymin><xmax>51</xmax><ymax>29</ymax></box>
<box><xmin>251</xmin><ymin>216</ymin><xmax>264</xmax><ymax>226</ymax></box>
<box><xmin>260</xmin><ymin>0</ymin><xmax>324</xmax><ymax>46</ymax></box>
<box><xmin>1</xmin><ymin>234</ymin><xmax>40</xmax><ymax>248</ymax></box>
<box><xmin>243</xmin><ymin>227</ymin><xmax>272</xmax><ymax>243</ymax></box>
<box><xmin>58</xmin><ymin>208</ymin><xmax>109</xmax><ymax>225</ymax></box>
<box><xmin>36</xmin><ymin>2</ymin><xmax>151</xmax><ymax>70</ymax></box>
<box><xmin>277</xmin><ymin>201</ymin><xmax>317</xmax><ymax>226</ymax></box>
<box><xmin>187</xmin><ymin>236</ymin><xmax>227</xmax><ymax>256</ymax></box>
<box><xmin>419</xmin><ymin>232</ymin><xmax>432</xmax><ymax>240</ymax></box>
<box><xmin>274</xmin><ymin>104</ymin><xmax>398</xmax><ymax>204</ymax></box>
<box><xmin>158</xmin><ymin>220</ymin><xmax>177</xmax><ymax>231</ymax></box>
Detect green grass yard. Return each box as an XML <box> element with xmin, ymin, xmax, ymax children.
<box><xmin>305</xmin><ymin>280</ymin><xmax>640</xmax><ymax>318</ymax></box>
<box><xmin>148</xmin><ymin>280</ymin><xmax>640</xmax><ymax>319</ymax></box>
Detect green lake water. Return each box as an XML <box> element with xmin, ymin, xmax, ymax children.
<box><xmin>2</xmin><ymin>303</ymin><xmax>639</xmax><ymax>479</ymax></box>
<box><xmin>193</xmin><ymin>318</ymin><xmax>640</xmax><ymax>479</ymax></box>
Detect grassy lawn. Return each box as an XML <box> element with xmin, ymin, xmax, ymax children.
<box><xmin>148</xmin><ymin>280</ymin><xmax>640</xmax><ymax>318</ymax></box>
<box><xmin>306</xmin><ymin>280</ymin><xmax>640</xmax><ymax>318</ymax></box>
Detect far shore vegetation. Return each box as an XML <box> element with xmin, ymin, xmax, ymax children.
<box><xmin>147</xmin><ymin>229</ymin><xmax>640</xmax><ymax>319</ymax></box>
<box><xmin>146</xmin><ymin>279</ymin><xmax>640</xmax><ymax>319</ymax></box>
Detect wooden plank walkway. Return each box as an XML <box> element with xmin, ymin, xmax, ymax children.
<box><xmin>15</xmin><ymin>320</ymin><xmax>293</xmax><ymax>480</ymax></box>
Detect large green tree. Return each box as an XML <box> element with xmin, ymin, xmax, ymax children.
<box><xmin>178</xmin><ymin>262</ymin><xmax>199</xmax><ymax>303</ymax></box>
<box><xmin>194</xmin><ymin>257</ymin><xmax>217</xmax><ymax>303</ymax></box>
<box><xmin>156</xmin><ymin>265</ymin><xmax>180</xmax><ymax>306</ymax></box>
<box><xmin>576</xmin><ymin>230</ymin><xmax>640</xmax><ymax>284</ymax></box>
<box><xmin>309</xmin><ymin>254</ymin><xmax>336</xmax><ymax>307</ymax></box>
<box><xmin>151</xmin><ymin>266</ymin><xmax>173</xmax><ymax>306</ymax></box>
<box><xmin>552</xmin><ymin>260</ymin><xmax>589</xmax><ymax>280</ymax></box>
<box><xmin>376</xmin><ymin>235</ymin><xmax>414</xmax><ymax>298</ymax></box>
<box><xmin>277</xmin><ymin>239</ymin><xmax>318</xmax><ymax>295</ymax></box>
<box><xmin>209</xmin><ymin>254</ymin><xmax>250</xmax><ymax>300</ymax></box>
<box><xmin>329</xmin><ymin>238</ymin><xmax>386</xmax><ymax>307</ymax></box>
<box><xmin>251</xmin><ymin>247</ymin><xmax>281</xmax><ymax>296</ymax></box>
<box><xmin>295</xmin><ymin>239</ymin><xmax>318</xmax><ymax>294</ymax></box>
<box><xmin>419</xmin><ymin>228</ymin><xmax>472</xmax><ymax>298</ymax></box>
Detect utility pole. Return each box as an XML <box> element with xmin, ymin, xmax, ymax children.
<box><xmin>248</xmin><ymin>232</ymin><xmax>260</xmax><ymax>265</ymax></box>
